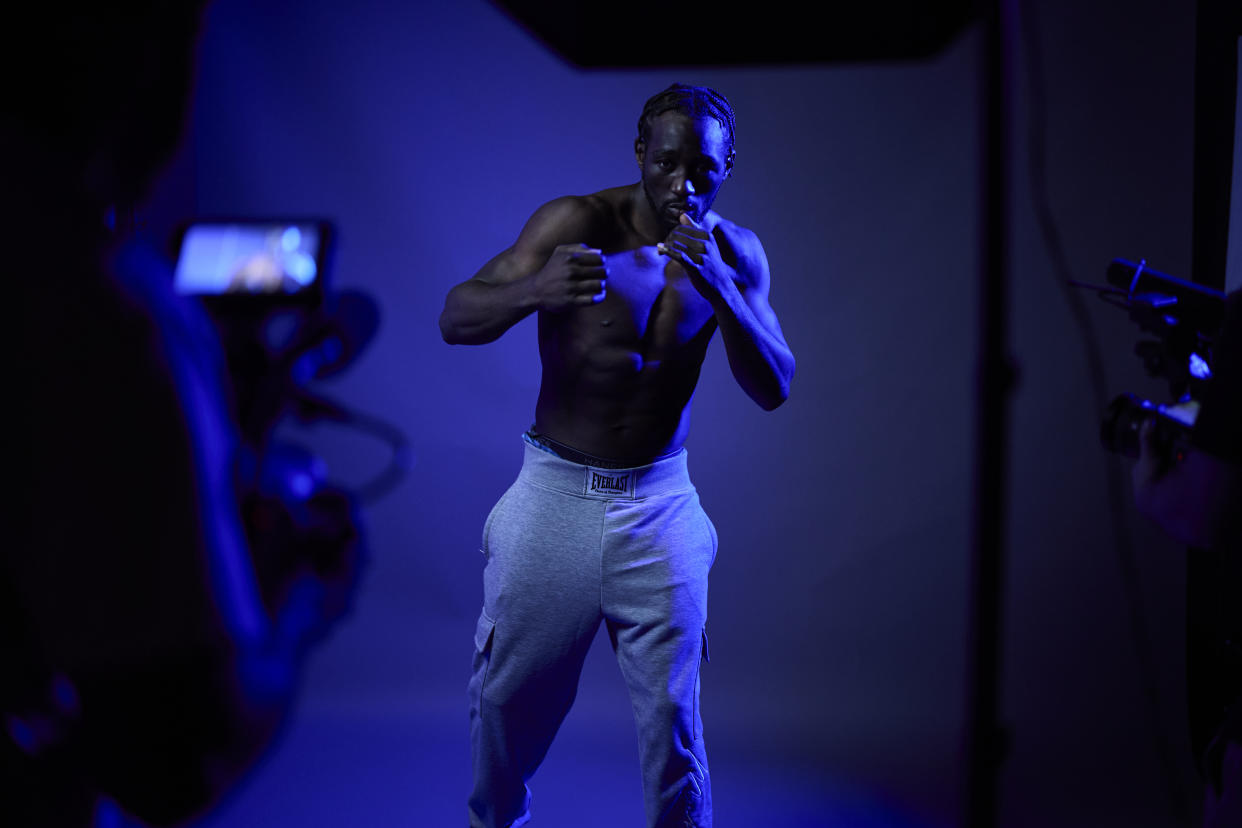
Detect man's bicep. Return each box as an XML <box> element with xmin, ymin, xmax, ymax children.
<box><xmin>470</xmin><ymin>245</ymin><xmax>546</xmax><ymax>287</ymax></box>
<box><xmin>733</xmin><ymin>232</ymin><xmax>788</xmax><ymax>339</ymax></box>
<box><xmin>474</xmin><ymin>196</ymin><xmax>596</xmax><ymax>286</ymax></box>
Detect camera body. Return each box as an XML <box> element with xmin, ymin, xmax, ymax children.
<box><xmin>173</xmin><ymin>219</ymin><xmax>339</xmax><ymax>438</ymax></box>
<box><xmin>1100</xmin><ymin>392</ymin><xmax>1196</xmax><ymax>464</ymax></box>
<box><xmin>1093</xmin><ymin>258</ymin><xmax>1226</xmax><ymax>466</ymax></box>
<box><xmin>172</xmin><ymin>218</ymin><xmax>368</xmax><ymax>616</ymax></box>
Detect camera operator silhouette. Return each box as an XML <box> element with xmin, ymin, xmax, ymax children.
<box><xmin>5</xmin><ymin>3</ymin><xmax>367</xmax><ymax>825</ymax></box>
<box><xmin>1129</xmin><ymin>284</ymin><xmax>1241</xmax><ymax>827</ymax></box>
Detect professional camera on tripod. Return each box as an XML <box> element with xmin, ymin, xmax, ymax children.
<box><xmin>1077</xmin><ymin>258</ymin><xmax>1228</xmax><ymax>474</ymax></box>
<box><xmin>173</xmin><ymin>218</ymin><xmax>409</xmax><ymax>628</ymax></box>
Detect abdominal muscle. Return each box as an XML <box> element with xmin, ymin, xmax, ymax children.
<box><xmin>533</xmin><ymin>245</ymin><xmax>717</xmax><ymax>464</ymax></box>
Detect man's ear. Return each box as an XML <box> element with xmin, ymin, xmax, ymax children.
<box><xmin>634</xmin><ymin>138</ymin><xmax>645</xmax><ymax>168</ymax></box>
<box><xmin>725</xmin><ymin>151</ymin><xmax>736</xmax><ymax>178</ymax></box>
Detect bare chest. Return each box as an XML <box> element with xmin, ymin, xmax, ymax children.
<box><xmin>581</xmin><ymin>246</ymin><xmax>715</xmax><ymax>349</ymax></box>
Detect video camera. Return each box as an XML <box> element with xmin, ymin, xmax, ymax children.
<box><xmin>1083</xmin><ymin>258</ymin><xmax>1227</xmax><ymax>468</ymax></box>
<box><xmin>172</xmin><ymin>218</ymin><xmax>408</xmax><ymax>616</ymax></box>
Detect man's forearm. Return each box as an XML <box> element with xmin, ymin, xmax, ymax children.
<box><xmin>707</xmin><ymin>283</ymin><xmax>794</xmax><ymax>410</ymax></box>
<box><xmin>439</xmin><ymin>278</ymin><xmax>538</xmax><ymax>345</ymax></box>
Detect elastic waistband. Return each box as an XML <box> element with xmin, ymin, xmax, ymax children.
<box><xmin>518</xmin><ymin>436</ymin><xmax>694</xmax><ymax>500</ymax></box>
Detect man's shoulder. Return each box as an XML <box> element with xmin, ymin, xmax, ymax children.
<box><xmin>526</xmin><ymin>190</ymin><xmax>622</xmax><ymax>243</ymax></box>
<box><xmin>704</xmin><ymin>212</ymin><xmax>767</xmax><ymax>276</ymax></box>
<box><xmin>705</xmin><ymin>213</ymin><xmax>759</xmax><ymax>245</ymax></box>
<box><xmin>529</xmin><ymin>192</ymin><xmax>608</xmax><ymax>225</ymax></box>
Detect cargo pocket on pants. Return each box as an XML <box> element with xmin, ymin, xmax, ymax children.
<box><xmin>474</xmin><ymin>611</ymin><xmax>496</xmax><ymax>653</ymax></box>
<box><xmin>470</xmin><ymin>611</ymin><xmax>497</xmax><ymax>702</ymax></box>
<box><xmin>694</xmin><ymin>627</ymin><xmax>709</xmax><ymax>741</ymax></box>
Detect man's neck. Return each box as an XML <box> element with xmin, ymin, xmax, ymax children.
<box><xmin>625</xmin><ymin>182</ymin><xmax>670</xmax><ymax>246</ymax></box>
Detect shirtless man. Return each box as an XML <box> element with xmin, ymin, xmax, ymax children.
<box><xmin>440</xmin><ymin>84</ymin><xmax>794</xmax><ymax>828</ymax></box>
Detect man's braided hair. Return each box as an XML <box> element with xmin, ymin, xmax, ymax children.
<box><xmin>637</xmin><ymin>83</ymin><xmax>736</xmax><ymax>160</ymax></box>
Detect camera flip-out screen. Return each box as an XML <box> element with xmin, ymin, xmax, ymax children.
<box><xmin>174</xmin><ymin>220</ymin><xmax>333</xmax><ymax>306</ymax></box>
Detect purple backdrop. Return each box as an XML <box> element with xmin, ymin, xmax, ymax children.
<box><xmin>131</xmin><ymin>1</ymin><xmax>1204</xmax><ymax>825</ymax></box>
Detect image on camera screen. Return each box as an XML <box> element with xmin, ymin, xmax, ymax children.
<box><xmin>174</xmin><ymin>222</ymin><xmax>321</xmax><ymax>296</ymax></box>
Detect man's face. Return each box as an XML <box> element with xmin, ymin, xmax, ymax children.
<box><xmin>636</xmin><ymin>111</ymin><xmax>733</xmax><ymax>232</ymax></box>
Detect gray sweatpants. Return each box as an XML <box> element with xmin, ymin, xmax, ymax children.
<box><xmin>468</xmin><ymin>436</ymin><xmax>717</xmax><ymax>828</ymax></box>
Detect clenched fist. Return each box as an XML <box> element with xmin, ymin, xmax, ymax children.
<box><xmin>532</xmin><ymin>243</ymin><xmax>606</xmax><ymax>313</ymax></box>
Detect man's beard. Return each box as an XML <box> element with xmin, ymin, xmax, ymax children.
<box><xmin>642</xmin><ymin>180</ymin><xmax>711</xmax><ymax>232</ymax></box>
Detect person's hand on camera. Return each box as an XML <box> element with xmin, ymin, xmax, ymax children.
<box><xmin>1131</xmin><ymin>414</ymin><xmax>1239</xmax><ymax>550</ymax></box>
<box><xmin>1132</xmin><ymin>418</ymin><xmax>1167</xmax><ymax>496</ymax></box>
<box><xmin>242</xmin><ymin>484</ymin><xmax>367</xmax><ymax>645</ymax></box>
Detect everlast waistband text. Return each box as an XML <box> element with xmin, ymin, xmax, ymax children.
<box><xmin>586</xmin><ymin>469</ymin><xmax>635</xmax><ymax>498</ymax></box>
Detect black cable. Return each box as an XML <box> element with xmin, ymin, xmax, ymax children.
<box><xmin>334</xmin><ymin>406</ymin><xmax>413</xmax><ymax>505</ymax></box>
<box><xmin>1019</xmin><ymin>3</ymin><xmax>1192</xmax><ymax>824</ymax></box>
<box><xmin>290</xmin><ymin>390</ymin><xmax>413</xmax><ymax>506</ymax></box>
